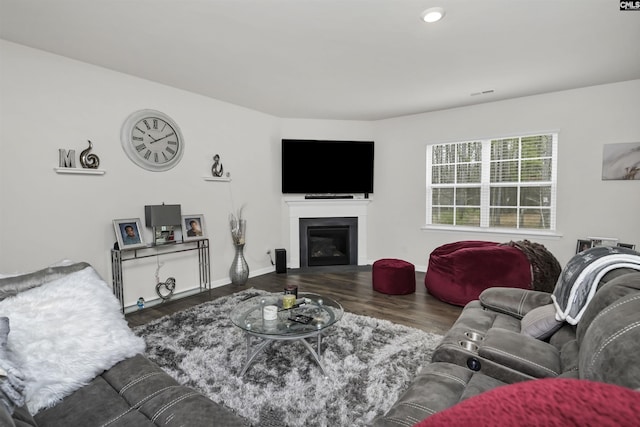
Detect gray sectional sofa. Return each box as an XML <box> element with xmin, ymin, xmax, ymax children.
<box><xmin>0</xmin><ymin>262</ymin><xmax>248</xmax><ymax>427</ymax></box>
<box><xmin>4</xmin><ymin>248</ymin><xmax>640</xmax><ymax>426</ymax></box>
<box><xmin>373</xmin><ymin>264</ymin><xmax>640</xmax><ymax>426</ymax></box>
<box><xmin>3</xmin><ymin>354</ymin><xmax>248</xmax><ymax>427</ymax></box>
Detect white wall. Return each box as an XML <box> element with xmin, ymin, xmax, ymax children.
<box><xmin>368</xmin><ymin>80</ymin><xmax>640</xmax><ymax>268</ymax></box>
<box><xmin>0</xmin><ymin>41</ymin><xmax>283</xmax><ymax>308</ymax></box>
<box><xmin>2</xmin><ymin>40</ymin><xmax>639</xmax><ymax>307</ymax></box>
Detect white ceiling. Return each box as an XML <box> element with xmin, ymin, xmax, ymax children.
<box><xmin>1</xmin><ymin>0</ymin><xmax>639</xmax><ymax>121</ymax></box>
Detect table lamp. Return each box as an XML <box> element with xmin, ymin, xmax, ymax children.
<box><xmin>145</xmin><ymin>204</ymin><xmax>182</xmax><ymax>245</ymax></box>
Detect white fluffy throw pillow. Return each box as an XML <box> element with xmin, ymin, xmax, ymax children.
<box><xmin>0</xmin><ymin>266</ymin><xmax>145</xmax><ymax>414</ymax></box>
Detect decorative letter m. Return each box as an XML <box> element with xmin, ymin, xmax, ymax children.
<box><xmin>58</xmin><ymin>149</ymin><xmax>76</xmax><ymax>168</ymax></box>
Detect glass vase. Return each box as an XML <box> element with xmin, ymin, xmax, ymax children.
<box><xmin>230</xmin><ymin>243</ymin><xmax>249</xmax><ymax>285</ymax></box>
<box><xmin>230</xmin><ymin>219</ymin><xmax>246</xmax><ymax>245</ymax></box>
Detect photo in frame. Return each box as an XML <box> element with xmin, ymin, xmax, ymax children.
<box><xmin>182</xmin><ymin>214</ymin><xmax>206</xmax><ymax>241</ymax></box>
<box><xmin>113</xmin><ymin>218</ymin><xmax>146</xmax><ymax>250</ymax></box>
<box><xmin>576</xmin><ymin>239</ymin><xmax>592</xmax><ymax>254</ymax></box>
<box><xmin>588</xmin><ymin>236</ymin><xmax>619</xmax><ymax>248</ymax></box>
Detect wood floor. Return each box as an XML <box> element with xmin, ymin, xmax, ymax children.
<box><xmin>126</xmin><ymin>268</ymin><xmax>463</xmax><ymax>335</ymax></box>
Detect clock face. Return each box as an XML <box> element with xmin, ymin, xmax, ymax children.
<box><xmin>121</xmin><ymin>110</ymin><xmax>184</xmax><ymax>171</ymax></box>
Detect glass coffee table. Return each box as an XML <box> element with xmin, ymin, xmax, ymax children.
<box><xmin>230</xmin><ymin>292</ymin><xmax>343</xmax><ymax>376</ymax></box>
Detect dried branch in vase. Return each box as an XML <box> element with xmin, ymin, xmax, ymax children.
<box><xmin>229</xmin><ymin>205</ymin><xmax>246</xmax><ymax>245</ymax></box>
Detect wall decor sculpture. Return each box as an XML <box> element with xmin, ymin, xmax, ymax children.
<box><xmin>211</xmin><ymin>154</ymin><xmax>224</xmax><ymax>177</ymax></box>
<box><xmin>58</xmin><ymin>140</ymin><xmax>101</xmax><ymax>169</ymax></box>
<box><xmin>79</xmin><ymin>140</ymin><xmax>100</xmax><ymax>169</ymax></box>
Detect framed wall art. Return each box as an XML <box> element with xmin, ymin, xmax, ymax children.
<box><xmin>602</xmin><ymin>142</ymin><xmax>640</xmax><ymax>180</ymax></box>
<box><xmin>182</xmin><ymin>214</ymin><xmax>206</xmax><ymax>242</ymax></box>
<box><xmin>113</xmin><ymin>218</ymin><xmax>146</xmax><ymax>250</ymax></box>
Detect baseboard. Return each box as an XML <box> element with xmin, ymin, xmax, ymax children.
<box><xmin>123</xmin><ymin>286</ymin><xmax>206</xmax><ymax>314</ymax></box>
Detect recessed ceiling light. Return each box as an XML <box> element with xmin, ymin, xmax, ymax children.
<box><xmin>421</xmin><ymin>7</ymin><xmax>445</xmax><ymax>23</ymax></box>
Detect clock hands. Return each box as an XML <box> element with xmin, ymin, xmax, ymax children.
<box><xmin>147</xmin><ymin>133</ymin><xmax>175</xmax><ymax>145</ymax></box>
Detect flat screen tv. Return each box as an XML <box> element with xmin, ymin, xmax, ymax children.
<box><xmin>281</xmin><ymin>139</ymin><xmax>374</xmax><ymax>195</ymax></box>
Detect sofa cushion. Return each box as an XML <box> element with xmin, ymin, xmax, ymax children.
<box><xmin>520</xmin><ymin>303</ymin><xmax>564</xmax><ymax>340</ymax></box>
<box><xmin>575</xmin><ymin>271</ymin><xmax>640</xmax><ymax>344</ymax></box>
<box><xmin>578</xmin><ymin>291</ymin><xmax>640</xmax><ymax>389</ymax></box>
<box><xmin>479</xmin><ymin>328</ymin><xmax>561</xmax><ymax>379</ymax></box>
<box><xmin>1</xmin><ymin>404</ymin><xmax>37</xmax><ymax>427</ymax></box>
<box><xmin>34</xmin><ymin>355</ymin><xmax>248</xmax><ymax>427</ymax></box>
<box><xmin>547</xmin><ymin>323</ymin><xmax>576</xmax><ymax>351</ymax></box>
<box><xmin>371</xmin><ymin>362</ymin><xmax>505</xmax><ymax>427</ymax></box>
<box><xmin>558</xmin><ymin>339</ymin><xmax>580</xmax><ymax>376</ymax></box>
<box><xmin>0</xmin><ymin>264</ymin><xmax>145</xmax><ymax>414</ymax></box>
<box><xmin>479</xmin><ymin>287</ymin><xmax>552</xmax><ymax>319</ymax></box>
<box><xmin>414</xmin><ymin>378</ymin><xmax>640</xmax><ymax>427</ymax></box>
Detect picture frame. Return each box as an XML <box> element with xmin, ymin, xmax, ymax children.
<box><xmin>113</xmin><ymin>218</ymin><xmax>146</xmax><ymax>250</ymax></box>
<box><xmin>588</xmin><ymin>236</ymin><xmax>619</xmax><ymax>248</ymax></box>
<box><xmin>617</xmin><ymin>242</ymin><xmax>636</xmax><ymax>250</ymax></box>
<box><xmin>602</xmin><ymin>141</ymin><xmax>640</xmax><ymax>180</ymax></box>
<box><xmin>182</xmin><ymin>214</ymin><xmax>206</xmax><ymax>242</ymax></box>
<box><xmin>576</xmin><ymin>239</ymin><xmax>592</xmax><ymax>254</ymax></box>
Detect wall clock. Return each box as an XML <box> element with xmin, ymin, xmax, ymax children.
<box><xmin>120</xmin><ymin>109</ymin><xmax>184</xmax><ymax>171</ymax></box>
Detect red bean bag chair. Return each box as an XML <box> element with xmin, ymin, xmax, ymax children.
<box><xmin>425</xmin><ymin>240</ymin><xmax>560</xmax><ymax>306</ymax></box>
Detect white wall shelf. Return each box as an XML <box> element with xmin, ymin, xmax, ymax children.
<box><xmin>54</xmin><ymin>168</ymin><xmax>106</xmax><ymax>175</ymax></box>
<box><xmin>203</xmin><ymin>176</ymin><xmax>231</xmax><ymax>182</ymax></box>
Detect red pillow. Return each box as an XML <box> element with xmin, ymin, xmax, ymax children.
<box><xmin>414</xmin><ymin>378</ymin><xmax>640</xmax><ymax>427</ymax></box>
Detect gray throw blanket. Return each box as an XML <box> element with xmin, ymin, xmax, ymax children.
<box><xmin>552</xmin><ymin>246</ymin><xmax>640</xmax><ymax>324</ymax></box>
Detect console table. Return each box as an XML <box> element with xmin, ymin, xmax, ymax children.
<box><xmin>111</xmin><ymin>239</ymin><xmax>211</xmax><ymax>312</ymax></box>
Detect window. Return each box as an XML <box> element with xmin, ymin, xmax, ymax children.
<box><xmin>426</xmin><ymin>133</ymin><xmax>557</xmax><ymax>232</ymax></box>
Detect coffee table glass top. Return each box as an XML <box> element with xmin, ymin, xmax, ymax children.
<box><xmin>230</xmin><ymin>293</ymin><xmax>343</xmax><ymax>336</ymax></box>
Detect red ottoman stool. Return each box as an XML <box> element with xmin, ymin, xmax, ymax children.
<box><xmin>372</xmin><ymin>258</ymin><xmax>416</xmax><ymax>295</ymax></box>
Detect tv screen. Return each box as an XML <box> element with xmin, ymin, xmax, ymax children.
<box><xmin>282</xmin><ymin>139</ymin><xmax>374</xmax><ymax>194</ymax></box>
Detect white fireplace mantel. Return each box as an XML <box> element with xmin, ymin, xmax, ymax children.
<box><xmin>285</xmin><ymin>197</ymin><xmax>371</xmax><ymax>269</ymax></box>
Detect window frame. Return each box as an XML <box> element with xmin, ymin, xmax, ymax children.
<box><xmin>425</xmin><ymin>132</ymin><xmax>559</xmax><ymax>235</ymax></box>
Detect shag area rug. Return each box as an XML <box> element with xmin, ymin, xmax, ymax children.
<box><xmin>134</xmin><ymin>289</ymin><xmax>443</xmax><ymax>426</ymax></box>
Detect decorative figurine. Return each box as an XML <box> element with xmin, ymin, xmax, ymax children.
<box><xmin>79</xmin><ymin>140</ymin><xmax>100</xmax><ymax>169</ymax></box>
<box><xmin>154</xmin><ymin>261</ymin><xmax>175</xmax><ymax>300</ymax></box>
<box><xmin>156</xmin><ymin>277</ymin><xmax>176</xmax><ymax>301</ymax></box>
<box><xmin>211</xmin><ymin>154</ymin><xmax>224</xmax><ymax>177</ymax></box>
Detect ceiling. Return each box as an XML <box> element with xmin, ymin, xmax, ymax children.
<box><xmin>1</xmin><ymin>0</ymin><xmax>639</xmax><ymax>121</ymax></box>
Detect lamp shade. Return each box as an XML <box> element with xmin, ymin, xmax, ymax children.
<box><xmin>145</xmin><ymin>204</ymin><xmax>182</xmax><ymax>227</ymax></box>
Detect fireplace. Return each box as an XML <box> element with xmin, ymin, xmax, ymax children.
<box><xmin>285</xmin><ymin>198</ymin><xmax>370</xmax><ymax>269</ymax></box>
<box><xmin>299</xmin><ymin>217</ymin><xmax>358</xmax><ymax>268</ymax></box>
